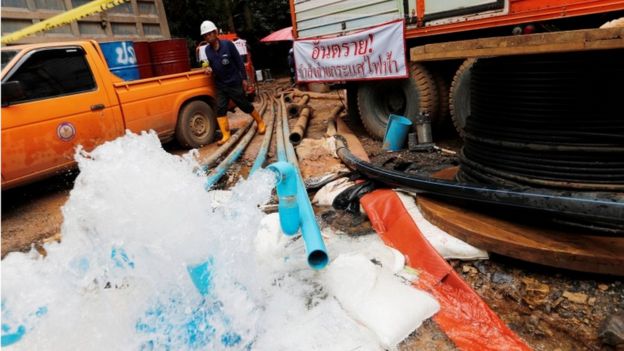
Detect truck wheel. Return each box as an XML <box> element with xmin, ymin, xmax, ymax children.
<box><xmin>357</xmin><ymin>63</ymin><xmax>437</xmax><ymax>140</ymax></box>
<box><xmin>346</xmin><ymin>84</ymin><xmax>360</xmax><ymax>122</ymax></box>
<box><xmin>432</xmin><ymin>72</ymin><xmax>450</xmax><ymax>131</ymax></box>
<box><xmin>176</xmin><ymin>101</ymin><xmax>216</xmax><ymax>148</ymax></box>
<box><xmin>450</xmin><ymin>58</ymin><xmax>476</xmax><ymax>138</ymax></box>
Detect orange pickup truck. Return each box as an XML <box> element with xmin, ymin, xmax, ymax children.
<box><xmin>1</xmin><ymin>40</ymin><xmax>218</xmax><ymax>190</ymax></box>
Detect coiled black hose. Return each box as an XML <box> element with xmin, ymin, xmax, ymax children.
<box><xmin>459</xmin><ymin>50</ymin><xmax>624</xmax><ymax>191</ymax></box>
<box><xmin>334</xmin><ymin>135</ymin><xmax>624</xmax><ymax>232</ymax></box>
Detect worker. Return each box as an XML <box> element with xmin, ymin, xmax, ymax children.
<box><xmin>200</xmin><ymin>20</ymin><xmax>266</xmax><ymax>145</ymax></box>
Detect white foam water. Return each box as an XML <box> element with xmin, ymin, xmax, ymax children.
<box><xmin>1</xmin><ymin>131</ymin><xmax>387</xmax><ymax>351</ymax></box>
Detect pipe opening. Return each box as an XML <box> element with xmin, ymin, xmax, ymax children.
<box><xmin>289</xmin><ymin>133</ymin><xmax>302</xmax><ymax>145</ymax></box>
<box><xmin>308</xmin><ymin>250</ymin><xmax>329</xmax><ymax>270</ymax></box>
<box><xmin>287</xmin><ymin>105</ymin><xmax>300</xmax><ymax>118</ymax></box>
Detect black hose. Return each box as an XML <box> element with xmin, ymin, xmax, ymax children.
<box><xmin>461</xmin><ymin>50</ymin><xmax>624</xmax><ymax>190</ymax></box>
<box><xmin>334</xmin><ymin>135</ymin><xmax>624</xmax><ymax>228</ymax></box>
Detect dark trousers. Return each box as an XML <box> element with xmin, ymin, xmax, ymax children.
<box><xmin>216</xmin><ymin>83</ymin><xmax>253</xmax><ymax>116</ymax></box>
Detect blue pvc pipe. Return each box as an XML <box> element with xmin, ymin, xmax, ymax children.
<box><xmin>250</xmin><ymin>95</ymin><xmax>275</xmax><ymax>176</ymax></box>
<box><xmin>382</xmin><ymin>114</ymin><xmax>412</xmax><ymax>151</ymax></box>
<box><xmin>275</xmin><ymin>94</ymin><xmax>328</xmax><ymax>270</ymax></box>
<box><xmin>267</xmin><ymin>161</ymin><xmax>300</xmax><ymax>235</ymax></box>
<box><xmin>274</xmin><ymin>96</ymin><xmax>288</xmax><ymax>162</ymax></box>
<box><xmin>204</xmin><ymin>124</ymin><xmax>257</xmax><ymax>190</ymax></box>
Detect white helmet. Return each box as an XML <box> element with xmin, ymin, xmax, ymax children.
<box><xmin>200</xmin><ymin>20</ymin><xmax>217</xmax><ymax>35</ymax></box>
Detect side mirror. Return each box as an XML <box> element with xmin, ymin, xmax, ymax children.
<box><xmin>1</xmin><ymin>80</ymin><xmax>26</xmax><ymax>107</ymax></box>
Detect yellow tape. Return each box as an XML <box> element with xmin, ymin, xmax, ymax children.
<box><xmin>1</xmin><ymin>0</ymin><xmax>129</xmax><ymax>45</ymax></box>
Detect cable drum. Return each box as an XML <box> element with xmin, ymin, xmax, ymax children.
<box><xmin>458</xmin><ymin>50</ymin><xmax>624</xmax><ymax>191</ymax></box>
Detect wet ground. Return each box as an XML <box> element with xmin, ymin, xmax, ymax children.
<box><xmin>2</xmin><ymin>78</ymin><xmax>623</xmax><ymax>350</ymax></box>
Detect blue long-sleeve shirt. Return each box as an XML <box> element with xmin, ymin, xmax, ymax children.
<box><xmin>204</xmin><ymin>39</ymin><xmax>247</xmax><ymax>88</ymax></box>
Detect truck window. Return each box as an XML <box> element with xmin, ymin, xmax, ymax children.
<box><xmin>5</xmin><ymin>48</ymin><xmax>96</xmax><ymax>104</ymax></box>
<box><xmin>1</xmin><ymin>50</ymin><xmax>19</xmax><ymax>70</ymax></box>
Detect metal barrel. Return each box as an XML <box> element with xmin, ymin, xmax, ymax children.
<box><xmin>132</xmin><ymin>41</ymin><xmax>154</xmax><ymax>79</ymax></box>
<box><xmin>149</xmin><ymin>38</ymin><xmax>190</xmax><ymax>76</ymax></box>
<box><xmin>100</xmin><ymin>41</ymin><xmax>140</xmax><ymax>81</ymax></box>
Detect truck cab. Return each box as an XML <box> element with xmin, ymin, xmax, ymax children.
<box><xmin>1</xmin><ymin>43</ymin><xmax>125</xmax><ymax>189</ymax></box>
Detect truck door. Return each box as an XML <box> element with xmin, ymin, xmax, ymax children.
<box><xmin>1</xmin><ymin>46</ymin><xmax>122</xmax><ymax>186</ymax></box>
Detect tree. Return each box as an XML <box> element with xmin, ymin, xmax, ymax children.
<box><xmin>163</xmin><ymin>0</ymin><xmax>293</xmax><ymax>72</ymax></box>
<box><xmin>163</xmin><ymin>0</ymin><xmax>290</xmax><ymax>43</ymax></box>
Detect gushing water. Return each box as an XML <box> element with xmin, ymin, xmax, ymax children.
<box><xmin>1</xmin><ymin>131</ymin><xmax>384</xmax><ymax>350</ymax></box>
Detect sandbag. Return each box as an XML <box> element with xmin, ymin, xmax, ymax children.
<box><xmin>324</xmin><ymin>254</ymin><xmax>439</xmax><ymax>349</ymax></box>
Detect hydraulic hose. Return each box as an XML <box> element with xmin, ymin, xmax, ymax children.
<box><xmin>334</xmin><ymin>135</ymin><xmax>624</xmax><ymax>226</ymax></box>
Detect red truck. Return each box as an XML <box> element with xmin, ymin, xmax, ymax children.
<box><xmin>1</xmin><ymin>40</ymin><xmax>218</xmax><ymax>190</ymax></box>
<box><xmin>289</xmin><ymin>0</ymin><xmax>624</xmax><ymax>139</ymax></box>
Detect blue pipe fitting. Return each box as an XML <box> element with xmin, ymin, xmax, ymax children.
<box><xmin>382</xmin><ymin>114</ymin><xmax>412</xmax><ymax>151</ymax></box>
<box><xmin>267</xmin><ymin>161</ymin><xmax>300</xmax><ymax>235</ymax></box>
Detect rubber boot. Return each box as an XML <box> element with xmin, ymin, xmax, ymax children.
<box><xmin>216</xmin><ymin>116</ymin><xmax>230</xmax><ymax>145</ymax></box>
<box><xmin>250</xmin><ymin>110</ymin><xmax>266</xmax><ymax>135</ymax></box>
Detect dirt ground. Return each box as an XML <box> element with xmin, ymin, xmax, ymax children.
<box><xmin>2</xmin><ymin>78</ymin><xmax>622</xmax><ymax>350</ymax></box>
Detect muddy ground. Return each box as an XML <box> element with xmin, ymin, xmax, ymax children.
<box><xmin>2</xmin><ymin>78</ymin><xmax>622</xmax><ymax>350</ymax></box>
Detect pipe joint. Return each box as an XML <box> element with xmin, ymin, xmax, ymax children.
<box><xmin>267</xmin><ymin>161</ymin><xmax>301</xmax><ymax>235</ymax></box>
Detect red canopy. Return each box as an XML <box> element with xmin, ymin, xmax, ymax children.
<box><xmin>260</xmin><ymin>26</ymin><xmax>293</xmax><ymax>42</ymax></box>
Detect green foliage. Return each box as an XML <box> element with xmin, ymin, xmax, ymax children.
<box><xmin>163</xmin><ymin>0</ymin><xmax>291</xmax><ymax>43</ymax></box>
<box><xmin>163</xmin><ymin>0</ymin><xmax>292</xmax><ymax>74</ymax></box>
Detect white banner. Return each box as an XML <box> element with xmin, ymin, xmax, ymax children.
<box><xmin>293</xmin><ymin>20</ymin><xmax>407</xmax><ymax>82</ymax></box>
<box><xmin>233</xmin><ymin>38</ymin><xmax>248</xmax><ymax>56</ymax></box>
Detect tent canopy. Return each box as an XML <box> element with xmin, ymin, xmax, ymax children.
<box><xmin>260</xmin><ymin>26</ymin><xmax>294</xmax><ymax>42</ymax></box>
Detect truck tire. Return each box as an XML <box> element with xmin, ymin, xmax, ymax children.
<box><xmin>432</xmin><ymin>72</ymin><xmax>450</xmax><ymax>131</ymax></box>
<box><xmin>346</xmin><ymin>84</ymin><xmax>360</xmax><ymax>122</ymax></box>
<box><xmin>357</xmin><ymin>63</ymin><xmax>437</xmax><ymax>140</ymax></box>
<box><xmin>450</xmin><ymin>58</ymin><xmax>476</xmax><ymax>138</ymax></box>
<box><xmin>175</xmin><ymin>100</ymin><xmax>217</xmax><ymax>148</ymax></box>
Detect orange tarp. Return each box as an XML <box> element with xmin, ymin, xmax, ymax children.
<box><xmin>361</xmin><ymin>189</ymin><xmax>531</xmax><ymax>351</ymax></box>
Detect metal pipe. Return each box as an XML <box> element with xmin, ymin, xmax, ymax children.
<box><xmin>297</xmin><ymin>94</ymin><xmax>310</xmax><ymax>106</ymax></box>
<box><xmin>200</xmin><ymin>97</ymin><xmax>268</xmax><ymax>172</ymax></box>
<box><xmin>334</xmin><ymin>135</ymin><xmax>624</xmax><ymax>225</ymax></box>
<box><xmin>286</xmin><ymin>94</ymin><xmax>309</xmax><ymax>118</ymax></box>
<box><xmin>288</xmin><ymin>107</ymin><xmax>311</xmax><ymax>145</ymax></box>
<box><xmin>200</xmin><ymin>120</ymin><xmax>253</xmax><ymax>172</ymax></box>
<box><xmin>279</xmin><ymin>94</ymin><xmax>329</xmax><ymax>270</ymax></box>
<box><xmin>249</xmin><ymin>94</ymin><xmax>276</xmax><ymax>175</ymax></box>
<box><xmin>204</xmin><ymin>123</ymin><xmax>257</xmax><ymax>190</ymax></box>
<box><xmin>325</xmin><ymin>105</ymin><xmax>343</xmax><ymax>137</ymax></box>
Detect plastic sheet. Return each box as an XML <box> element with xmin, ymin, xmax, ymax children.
<box><xmin>395</xmin><ymin>191</ymin><xmax>488</xmax><ymax>260</ymax></box>
<box><xmin>361</xmin><ymin>189</ymin><xmax>531</xmax><ymax>351</ymax></box>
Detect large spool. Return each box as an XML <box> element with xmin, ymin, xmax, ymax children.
<box><xmin>457</xmin><ymin>50</ymin><xmax>624</xmax><ymax>233</ymax></box>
